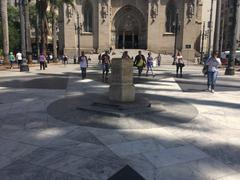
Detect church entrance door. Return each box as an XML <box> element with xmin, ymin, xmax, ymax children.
<box><xmin>118</xmin><ymin>31</ymin><xmax>138</xmax><ymax>49</ymax></box>
<box><xmin>112</xmin><ymin>5</ymin><xmax>147</xmax><ymax>49</ymax></box>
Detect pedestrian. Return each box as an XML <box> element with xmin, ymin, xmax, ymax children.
<box><xmin>74</xmin><ymin>55</ymin><xmax>77</xmax><ymax>64</ymax></box>
<box><xmin>206</xmin><ymin>51</ymin><xmax>222</xmax><ymax>93</ymax></box>
<box><xmin>155</xmin><ymin>53</ymin><xmax>161</xmax><ymax>66</ymax></box>
<box><xmin>9</xmin><ymin>52</ymin><xmax>15</xmax><ymax>69</ymax></box>
<box><xmin>176</xmin><ymin>51</ymin><xmax>185</xmax><ymax>78</ymax></box>
<box><xmin>146</xmin><ymin>52</ymin><xmax>155</xmax><ymax>77</ymax></box>
<box><xmin>98</xmin><ymin>53</ymin><xmax>102</xmax><ymax>64</ymax></box>
<box><xmin>63</xmin><ymin>55</ymin><xmax>68</xmax><ymax>65</ymax></box>
<box><xmin>79</xmin><ymin>51</ymin><xmax>88</xmax><ymax>79</ymax></box>
<box><xmin>39</xmin><ymin>53</ymin><xmax>46</xmax><ymax>70</ymax></box>
<box><xmin>134</xmin><ymin>50</ymin><xmax>146</xmax><ymax>77</ymax></box>
<box><xmin>16</xmin><ymin>51</ymin><xmax>23</xmax><ymax>68</ymax></box>
<box><xmin>122</xmin><ymin>51</ymin><xmax>130</xmax><ymax>59</ymax></box>
<box><xmin>101</xmin><ymin>50</ymin><xmax>111</xmax><ymax>81</ymax></box>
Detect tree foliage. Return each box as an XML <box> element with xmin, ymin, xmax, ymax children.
<box><xmin>0</xmin><ymin>5</ymin><xmax>20</xmax><ymax>54</ymax></box>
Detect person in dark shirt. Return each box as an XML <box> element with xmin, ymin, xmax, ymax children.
<box><xmin>134</xmin><ymin>51</ymin><xmax>146</xmax><ymax>77</ymax></box>
<box><xmin>101</xmin><ymin>51</ymin><xmax>111</xmax><ymax>81</ymax></box>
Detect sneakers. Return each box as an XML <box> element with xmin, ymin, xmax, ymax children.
<box><xmin>211</xmin><ymin>89</ymin><xmax>215</xmax><ymax>93</ymax></box>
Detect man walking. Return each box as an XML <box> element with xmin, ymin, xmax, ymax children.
<box><xmin>9</xmin><ymin>52</ymin><xmax>15</xmax><ymax>69</ymax></box>
<box><xmin>16</xmin><ymin>51</ymin><xmax>23</xmax><ymax>68</ymax></box>
<box><xmin>134</xmin><ymin>51</ymin><xmax>146</xmax><ymax>77</ymax></box>
<box><xmin>101</xmin><ymin>51</ymin><xmax>111</xmax><ymax>81</ymax></box>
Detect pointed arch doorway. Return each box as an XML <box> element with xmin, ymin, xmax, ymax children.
<box><xmin>112</xmin><ymin>5</ymin><xmax>147</xmax><ymax>49</ymax></box>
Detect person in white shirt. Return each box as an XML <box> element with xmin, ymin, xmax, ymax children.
<box><xmin>16</xmin><ymin>51</ymin><xmax>23</xmax><ymax>68</ymax></box>
<box><xmin>79</xmin><ymin>51</ymin><xmax>88</xmax><ymax>79</ymax></box>
<box><xmin>176</xmin><ymin>51</ymin><xmax>185</xmax><ymax>78</ymax></box>
<box><xmin>206</xmin><ymin>51</ymin><xmax>222</xmax><ymax>93</ymax></box>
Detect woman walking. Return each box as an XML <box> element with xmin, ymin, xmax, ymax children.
<box><xmin>79</xmin><ymin>51</ymin><xmax>88</xmax><ymax>79</ymax></box>
<box><xmin>206</xmin><ymin>51</ymin><xmax>222</xmax><ymax>93</ymax></box>
<box><xmin>39</xmin><ymin>53</ymin><xmax>46</xmax><ymax>70</ymax></box>
<box><xmin>176</xmin><ymin>51</ymin><xmax>185</xmax><ymax>78</ymax></box>
<box><xmin>146</xmin><ymin>52</ymin><xmax>155</xmax><ymax>77</ymax></box>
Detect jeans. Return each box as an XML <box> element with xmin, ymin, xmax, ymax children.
<box><xmin>102</xmin><ymin>64</ymin><xmax>110</xmax><ymax>78</ymax></box>
<box><xmin>207</xmin><ymin>71</ymin><xmax>218</xmax><ymax>90</ymax></box>
<box><xmin>40</xmin><ymin>61</ymin><xmax>45</xmax><ymax>70</ymax></box>
<box><xmin>81</xmin><ymin>67</ymin><xmax>87</xmax><ymax>79</ymax></box>
<box><xmin>137</xmin><ymin>67</ymin><xmax>143</xmax><ymax>76</ymax></box>
<box><xmin>176</xmin><ymin>64</ymin><xmax>183</xmax><ymax>77</ymax></box>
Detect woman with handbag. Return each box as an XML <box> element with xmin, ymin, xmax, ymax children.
<box><xmin>176</xmin><ymin>51</ymin><xmax>185</xmax><ymax>78</ymax></box>
<box><xmin>206</xmin><ymin>51</ymin><xmax>222</xmax><ymax>93</ymax></box>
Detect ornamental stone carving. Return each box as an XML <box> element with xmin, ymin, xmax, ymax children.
<box><xmin>101</xmin><ymin>0</ymin><xmax>108</xmax><ymax>22</ymax></box>
<box><xmin>66</xmin><ymin>4</ymin><xmax>73</xmax><ymax>20</ymax></box>
<box><xmin>187</xmin><ymin>0</ymin><xmax>195</xmax><ymax>20</ymax></box>
<box><xmin>150</xmin><ymin>0</ymin><xmax>158</xmax><ymax>22</ymax></box>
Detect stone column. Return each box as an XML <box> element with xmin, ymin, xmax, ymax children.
<box><xmin>98</xmin><ymin>0</ymin><xmax>111</xmax><ymax>51</ymax></box>
<box><xmin>109</xmin><ymin>58</ymin><xmax>135</xmax><ymax>102</ymax></box>
<box><xmin>181</xmin><ymin>0</ymin><xmax>202</xmax><ymax>61</ymax></box>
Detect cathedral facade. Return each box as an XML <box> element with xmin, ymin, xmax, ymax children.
<box><xmin>59</xmin><ymin>0</ymin><xmax>202</xmax><ymax>60</ymax></box>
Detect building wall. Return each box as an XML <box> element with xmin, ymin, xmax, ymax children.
<box><xmin>60</xmin><ymin>0</ymin><xmax>202</xmax><ymax>60</ymax></box>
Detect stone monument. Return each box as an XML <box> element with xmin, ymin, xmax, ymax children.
<box><xmin>109</xmin><ymin>58</ymin><xmax>135</xmax><ymax>102</ymax></box>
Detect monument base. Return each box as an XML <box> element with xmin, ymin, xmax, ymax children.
<box><xmin>109</xmin><ymin>84</ymin><xmax>135</xmax><ymax>102</ymax></box>
<box><xmin>109</xmin><ymin>58</ymin><xmax>135</xmax><ymax>102</ymax></box>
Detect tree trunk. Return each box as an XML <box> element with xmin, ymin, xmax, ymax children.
<box><xmin>25</xmin><ymin>0</ymin><xmax>33</xmax><ymax>64</ymax></box>
<box><xmin>38</xmin><ymin>0</ymin><xmax>48</xmax><ymax>55</ymax></box>
<box><xmin>51</xmin><ymin>6</ymin><xmax>58</xmax><ymax>62</ymax></box>
<box><xmin>1</xmin><ymin>0</ymin><xmax>9</xmax><ymax>65</ymax></box>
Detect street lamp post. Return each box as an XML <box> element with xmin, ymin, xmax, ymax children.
<box><xmin>19</xmin><ymin>0</ymin><xmax>29</xmax><ymax>72</ymax></box>
<box><xmin>213</xmin><ymin>0</ymin><xmax>222</xmax><ymax>52</ymax></box>
<box><xmin>225</xmin><ymin>0</ymin><xmax>240</xmax><ymax>75</ymax></box>
<box><xmin>200</xmin><ymin>22</ymin><xmax>206</xmax><ymax>64</ymax></box>
<box><xmin>75</xmin><ymin>12</ymin><xmax>82</xmax><ymax>58</ymax></box>
<box><xmin>173</xmin><ymin>9</ymin><xmax>180</xmax><ymax>65</ymax></box>
<box><xmin>207</xmin><ymin>0</ymin><xmax>214</xmax><ymax>56</ymax></box>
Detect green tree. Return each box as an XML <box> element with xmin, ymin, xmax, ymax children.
<box><xmin>36</xmin><ymin>0</ymin><xmax>74</xmax><ymax>56</ymax></box>
<box><xmin>0</xmin><ymin>5</ymin><xmax>21</xmax><ymax>56</ymax></box>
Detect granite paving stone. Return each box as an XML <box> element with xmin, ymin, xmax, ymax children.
<box><xmin>95</xmin><ymin>133</ymin><xmax>129</xmax><ymax>145</ymax></box>
<box><xmin>108</xmin><ymin>139</ymin><xmax>165</xmax><ymax>157</ymax></box>
<box><xmin>63</xmin><ymin>127</ymin><xmax>103</xmax><ymax>145</ymax></box>
<box><xmin>155</xmin><ymin>163</ymin><xmax>205</xmax><ymax>180</ymax></box>
<box><xmin>0</xmin><ymin>160</ymin><xmax>83</xmax><ymax>180</ymax></box>
<box><xmin>144</xmin><ymin>145</ymin><xmax>208</xmax><ymax>168</ymax></box>
<box><xmin>186</xmin><ymin>158</ymin><xmax>238</xmax><ymax>179</ymax></box>
<box><xmin>0</xmin><ymin>60</ymin><xmax>239</xmax><ymax>180</ymax></box>
<box><xmin>218</xmin><ymin>173</ymin><xmax>240</xmax><ymax>180</ymax></box>
<box><xmin>0</xmin><ymin>155</ymin><xmax>12</xmax><ymax>169</ymax></box>
<box><xmin>0</xmin><ymin>138</ymin><xmax>38</xmax><ymax>159</ymax></box>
